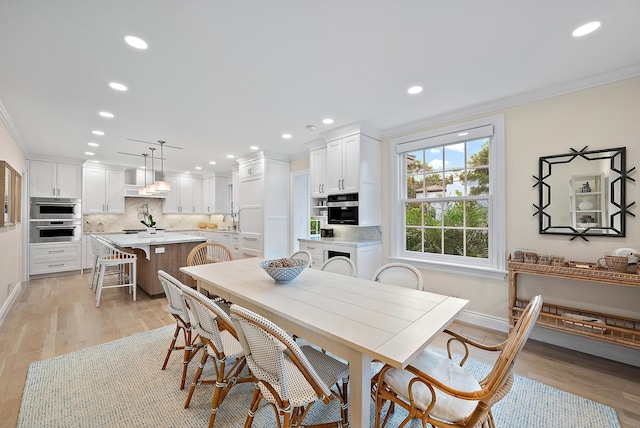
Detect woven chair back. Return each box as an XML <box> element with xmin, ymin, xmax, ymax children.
<box><xmin>157</xmin><ymin>270</ymin><xmax>190</xmax><ymax>325</ymax></box>
<box><xmin>186</xmin><ymin>242</ymin><xmax>233</xmax><ymax>266</ymax></box>
<box><xmin>230</xmin><ymin>304</ymin><xmax>332</xmax><ymax>402</ymax></box>
<box><xmin>321</xmin><ymin>256</ymin><xmax>357</xmax><ymax>277</ymax></box>
<box><xmin>373</xmin><ymin>263</ymin><xmax>424</xmax><ymax>290</ymax></box>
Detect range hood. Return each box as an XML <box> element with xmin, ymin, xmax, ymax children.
<box><xmin>123</xmin><ymin>169</ymin><xmax>168</xmax><ymax>198</ymax></box>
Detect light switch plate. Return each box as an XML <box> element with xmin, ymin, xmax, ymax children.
<box><xmin>155</xmin><ymin>247</ymin><xmax>165</xmax><ymax>254</ymax></box>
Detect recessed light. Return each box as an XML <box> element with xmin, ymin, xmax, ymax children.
<box><xmin>250</xmin><ymin>146</ymin><xmax>259</xmax><ymax>150</ymax></box>
<box><xmin>226</xmin><ymin>155</ymin><xmax>234</xmax><ymax>159</ymax></box>
<box><xmin>457</xmin><ymin>132</ymin><xmax>469</xmax><ymax>137</ymax></box>
<box><xmin>92</xmin><ymin>130</ymin><xmax>105</xmax><ymax>136</ymax></box>
<box><xmin>209</xmin><ymin>161</ymin><xmax>216</xmax><ymax>165</ymax></box>
<box><xmin>124</xmin><ymin>35</ymin><xmax>148</xmax><ymax>50</ymax></box>
<box><xmin>140</xmin><ymin>166</ymin><xmax>146</xmax><ymax>169</ymax></box>
<box><xmin>88</xmin><ymin>142</ymin><xmax>99</xmax><ymax>147</ymax></box>
<box><xmin>306</xmin><ymin>125</ymin><xmax>317</xmax><ymax>131</ymax></box>
<box><xmin>572</xmin><ymin>21</ymin><xmax>601</xmax><ymax>37</ymax></box>
<box><xmin>195</xmin><ymin>166</ymin><xmax>202</xmax><ymax>170</ymax></box>
<box><xmin>91</xmin><ymin>160</ymin><xmax>100</xmax><ymax>163</ymax></box>
<box><xmin>85</xmin><ymin>152</ymin><xmax>95</xmax><ymax>156</ymax></box>
<box><xmin>109</xmin><ymin>82</ymin><xmax>128</xmax><ymax>91</ymax></box>
<box><xmin>282</xmin><ymin>133</ymin><xmax>292</xmax><ymax>139</ymax></box>
<box><xmin>408</xmin><ymin>86</ymin><xmax>423</xmax><ymax>95</ymax></box>
<box><xmin>184</xmin><ymin>171</ymin><xmax>191</xmax><ymax>174</ymax></box>
<box><xmin>322</xmin><ymin>118</ymin><xmax>334</xmax><ymax>125</ymax></box>
<box><xmin>99</xmin><ymin>111</ymin><xmax>114</xmax><ymax>118</ymax></box>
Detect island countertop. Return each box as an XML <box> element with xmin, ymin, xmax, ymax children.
<box><xmin>103</xmin><ymin>232</ymin><xmax>207</xmax><ymax>248</ymax></box>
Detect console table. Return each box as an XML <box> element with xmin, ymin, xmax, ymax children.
<box><xmin>508</xmin><ymin>257</ymin><xmax>640</xmax><ymax>349</ymax></box>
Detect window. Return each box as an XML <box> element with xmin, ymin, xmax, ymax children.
<box><xmin>390</xmin><ymin>115</ymin><xmax>505</xmax><ymax>279</ymax></box>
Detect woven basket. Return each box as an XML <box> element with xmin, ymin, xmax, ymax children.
<box><xmin>602</xmin><ymin>255</ymin><xmax>628</xmax><ymax>273</ymax></box>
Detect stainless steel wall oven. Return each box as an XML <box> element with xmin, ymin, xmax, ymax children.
<box><xmin>29</xmin><ymin>219</ymin><xmax>82</xmax><ymax>243</ymax></box>
<box><xmin>30</xmin><ymin>198</ymin><xmax>81</xmax><ymax>220</ymax></box>
<box><xmin>327</xmin><ymin>193</ymin><xmax>359</xmax><ymax>225</ymax></box>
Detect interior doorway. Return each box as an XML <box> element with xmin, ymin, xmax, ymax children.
<box><xmin>289</xmin><ymin>171</ymin><xmax>310</xmax><ymax>253</ymax></box>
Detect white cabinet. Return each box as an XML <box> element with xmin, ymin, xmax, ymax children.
<box><xmin>298</xmin><ymin>239</ymin><xmax>381</xmax><ymax>279</ymax></box>
<box><xmin>203</xmin><ymin>176</ymin><xmax>229</xmax><ymax>214</ymax></box>
<box><xmin>237</xmin><ymin>153</ymin><xmax>290</xmax><ymax>259</ymax></box>
<box><xmin>29</xmin><ymin>242</ymin><xmax>82</xmax><ymax>275</ymax></box>
<box><xmin>310</xmin><ymin>147</ymin><xmax>327</xmax><ymax>197</ymax></box>
<box><xmin>299</xmin><ymin>241</ymin><xmax>324</xmax><ymax>269</ymax></box>
<box><xmin>570</xmin><ymin>173</ymin><xmax>607</xmax><ymax>232</ymax></box>
<box><xmin>29</xmin><ymin>160</ymin><xmax>82</xmax><ymax>198</ymax></box>
<box><xmin>326</xmin><ymin>135</ymin><xmax>360</xmax><ymax>194</ymax></box>
<box><xmin>163</xmin><ymin>176</ymin><xmax>203</xmax><ymax>213</ymax></box>
<box><xmin>83</xmin><ymin>167</ymin><xmax>125</xmax><ymax>213</ymax></box>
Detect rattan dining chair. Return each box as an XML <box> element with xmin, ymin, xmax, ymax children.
<box><xmin>157</xmin><ymin>270</ymin><xmax>202</xmax><ymax>390</ymax></box>
<box><xmin>372</xmin><ymin>262</ymin><xmax>424</xmax><ymax>290</ymax></box>
<box><xmin>290</xmin><ymin>250</ymin><xmax>312</xmax><ymax>268</ymax></box>
<box><xmin>373</xmin><ymin>295</ymin><xmax>543</xmax><ymax>428</ymax></box>
<box><xmin>187</xmin><ymin>242</ymin><xmax>233</xmax><ymax>265</ymax></box>
<box><xmin>94</xmin><ymin>236</ymin><xmax>137</xmax><ymax>308</ymax></box>
<box><xmin>230</xmin><ymin>304</ymin><xmax>350</xmax><ymax>428</ymax></box>
<box><xmin>180</xmin><ymin>285</ymin><xmax>254</xmax><ymax>428</ymax></box>
<box><xmin>320</xmin><ymin>256</ymin><xmax>357</xmax><ymax>277</ymax></box>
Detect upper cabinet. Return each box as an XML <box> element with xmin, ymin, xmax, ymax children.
<box><xmin>326</xmin><ymin>134</ymin><xmax>361</xmax><ymax>194</ymax></box>
<box><xmin>82</xmin><ymin>166</ymin><xmax>125</xmax><ymax>214</ymax></box>
<box><xmin>239</xmin><ymin>158</ymin><xmax>264</xmax><ymax>181</ymax></box>
<box><xmin>163</xmin><ymin>175</ymin><xmax>203</xmax><ymax>213</ymax></box>
<box><xmin>309</xmin><ymin>147</ymin><xmax>327</xmax><ymax>197</ymax></box>
<box><xmin>203</xmin><ymin>175</ymin><xmax>229</xmax><ymax>214</ymax></box>
<box><xmin>29</xmin><ymin>160</ymin><xmax>81</xmax><ymax>199</ymax></box>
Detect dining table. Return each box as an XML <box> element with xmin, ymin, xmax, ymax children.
<box><xmin>180</xmin><ymin>258</ymin><xmax>469</xmax><ymax>428</ymax></box>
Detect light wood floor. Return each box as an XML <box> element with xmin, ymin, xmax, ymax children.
<box><xmin>0</xmin><ymin>272</ymin><xmax>639</xmax><ymax>428</ymax></box>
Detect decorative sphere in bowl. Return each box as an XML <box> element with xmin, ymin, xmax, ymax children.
<box><xmin>260</xmin><ymin>258</ymin><xmax>307</xmax><ymax>283</ymax></box>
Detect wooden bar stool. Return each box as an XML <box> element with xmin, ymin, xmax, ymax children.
<box><xmin>94</xmin><ymin>236</ymin><xmax>137</xmax><ymax>308</ymax></box>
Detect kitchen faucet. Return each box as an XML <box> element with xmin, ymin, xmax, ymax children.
<box><xmin>223</xmin><ymin>212</ymin><xmax>237</xmax><ymax>230</ymax></box>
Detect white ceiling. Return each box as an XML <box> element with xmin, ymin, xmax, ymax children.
<box><xmin>1</xmin><ymin>1</ymin><xmax>640</xmax><ymax>175</ymax></box>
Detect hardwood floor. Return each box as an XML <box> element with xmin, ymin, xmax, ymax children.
<box><xmin>0</xmin><ymin>272</ymin><xmax>639</xmax><ymax>427</ymax></box>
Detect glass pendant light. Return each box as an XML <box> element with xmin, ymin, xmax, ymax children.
<box><xmin>146</xmin><ymin>148</ymin><xmax>158</xmax><ymax>193</ymax></box>
<box><xmin>138</xmin><ymin>154</ymin><xmax>152</xmax><ymax>196</ymax></box>
<box><xmin>152</xmin><ymin>140</ymin><xmax>171</xmax><ymax>192</ymax></box>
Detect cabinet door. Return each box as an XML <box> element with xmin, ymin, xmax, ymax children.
<box><xmin>202</xmin><ymin>177</ymin><xmax>215</xmax><ymax>213</ymax></box>
<box><xmin>83</xmin><ymin>169</ymin><xmax>107</xmax><ymax>213</ymax></box>
<box><xmin>341</xmin><ymin>134</ymin><xmax>360</xmax><ymax>193</ymax></box>
<box><xmin>29</xmin><ymin>160</ymin><xmax>57</xmax><ymax>197</ymax></box>
<box><xmin>191</xmin><ymin>178</ymin><xmax>203</xmax><ymax>213</ymax></box>
<box><xmin>310</xmin><ymin>147</ymin><xmax>326</xmax><ymax>197</ymax></box>
<box><xmin>57</xmin><ymin>164</ymin><xmax>82</xmax><ymax>198</ymax></box>
<box><xmin>163</xmin><ymin>177</ymin><xmax>181</xmax><ymax>213</ymax></box>
<box><xmin>215</xmin><ymin>177</ymin><xmax>229</xmax><ymax>213</ymax></box>
<box><xmin>325</xmin><ymin>139</ymin><xmax>343</xmax><ymax>194</ymax></box>
<box><xmin>105</xmin><ymin>170</ymin><xmax>125</xmax><ymax>213</ymax></box>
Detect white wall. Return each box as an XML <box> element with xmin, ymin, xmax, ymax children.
<box><xmin>0</xmin><ymin>118</ymin><xmax>26</xmax><ymax>317</ymax></box>
<box><xmin>380</xmin><ymin>76</ymin><xmax>640</xmax><ymax>362</ymax></box>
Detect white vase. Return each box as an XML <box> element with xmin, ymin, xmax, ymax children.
<box><xmin>147</xmin><ymin>227</ymin><xmax>157</xmax><ymax>234</ymax></box>
<box><xmin>578</xmin><ymin>197</ymin><xmax>594</xmax><ymax>210</ymax></box>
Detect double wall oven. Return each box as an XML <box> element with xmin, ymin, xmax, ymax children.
<box><xmin>29</xmin><ymin>198</ymin><xmax>82</xmax><ymax>243</ymax></box>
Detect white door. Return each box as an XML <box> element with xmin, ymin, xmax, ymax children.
<box><xmin>290</xmin><ymin>171</ymin><xmax>310</xmax><ymax>252</ymax></box>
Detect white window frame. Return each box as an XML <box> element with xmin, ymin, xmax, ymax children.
<box><xmin>389</xmin><ymin>114</ymin><xmax>506</xmax><ymax>280</ymax></box>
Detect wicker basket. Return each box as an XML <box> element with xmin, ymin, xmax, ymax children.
<box><xmin>601</xmin><ymin>255</ymin><xmax>628</xmax><ymax>273</ymax></box>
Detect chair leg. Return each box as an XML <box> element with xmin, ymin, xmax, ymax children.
<box><xmin>131</xmin><ymin>260</ymin><xmax>137</xmax><ymax>302</ymax></box>
<box><xmin>207</xmin><ymin>360</ymin><xmax>227</xmax><ymax>428</ymax></box>
<box><xmin>162</xmin><ymin>324</ymin><xmax>181</xmax><ymax>370</ymax></box>
<box><xmin>244</xmin><ymin>385</ymin><xmax>263</xmax><ymax>428</ymax></box>
<box><xmin>184</xmin><ymin>350</ymin><xmax>209</xmax><ymax>408</ymax></box>
<box><xmin>95</xmin><ymin>264</ymin><xmax>106</xmax><ymax>308</ymax></box>
<box><xmin>90</xmin><ymin>255</ymin><xmax>98</xmax><ymax>290</ymax></box>
<box><xmin>180</xmin><ymin>327</ymin><xmax>192</xmax><ymax>390</ymax></box>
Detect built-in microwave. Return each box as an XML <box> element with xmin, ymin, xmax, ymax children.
<box><xmin>30</xmin><ymin>198</ymin><xmax>81</xmax><ymax>220</ymax></box>
<box><xmin>327</xmin><ymin>193</ymin><xmax>359</xmax><ymax>225</ymax></box>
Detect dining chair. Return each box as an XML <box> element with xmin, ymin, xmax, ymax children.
<box><xmin>186</xmin><ymin>242</ymin><xmax>233</xmax><ymax>266</ymax></box>
<box><xmin>373</xmin><ymin>295</ymin><xmax>543</xmax><ymax>428</ymax></box>
<box><xmin>230</xmin><ymin>304</ymin><xmax>350</xmax><ymax>428</ymax></box>
<box><xmin>94</xmin><ymin>236</ymin><xmax>137</xmax><ymax>308</ymax></box>
<box><xmin>372</xmin><ymin>262</ymin><xmax>424</xmax><ymax>290</ymax></box>
<box><xmin>157</xmin><ymin>270</ymin><xmax>202</xmax><ymax>390</ymax></box>
<box><xmin>320</xmin><ymin>256</ymin><xmax>357</xmax><ymax>277</ymax></box>
<box><xmin>290</xmin><ymin>249</ymin><xmax>313</xmax><ymax>267</ymax></box>
<box><xmin>88</xmin><ymin>234</ymin><xmax>100</xmax><ymax>290</ymax></box>
<box><xmin>180</xmin><ymin>284</ymin><xmax>254</xmax><ymax>428</ymax></box>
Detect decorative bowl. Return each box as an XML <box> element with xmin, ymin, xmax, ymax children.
<box><xmin>260</xmin><ymin>258</ymin><xmax>307</xmax><ymax>283</ymax></box>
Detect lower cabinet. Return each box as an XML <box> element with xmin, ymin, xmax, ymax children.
<box><xmin>298</xmin><ymin>240</ymin><xmax>381</xmax><ymax>279</ymax></box>
<box><xmin>30</xmin><ymin>242</ymin><xmax>82</xmax><ymax>275</ymax></box>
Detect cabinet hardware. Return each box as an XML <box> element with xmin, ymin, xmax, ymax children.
<box><xmin>242</xmin><ymin>236</ymin><xmax>258</xmax><ymax>241</ymax></box>
<box><xmin>48</xmin><ymin>249</ymin><xmax>65</xmax><ymax>253</ymax></box>
<box><xmin>52</xmin><ymin>188</ymin><xmax>56</xmax><ymax>196</ymax></box>
<box><xmin>48</xmin><ymin>263</ymin><xmax>65</xmax><ymax>267</ymax></box>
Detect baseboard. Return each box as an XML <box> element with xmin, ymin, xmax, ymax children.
<box><xmin>456</xmin><ymin>309</ymin><xmax>640</xmax><ymax>368</ymax></box>
<box><xmin>0</xmin><ymin>280</ymin><xmax>21</xmax><ymax>327</ymax></box>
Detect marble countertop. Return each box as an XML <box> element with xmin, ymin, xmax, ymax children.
<box><xmin>103</xmin><ymin>232</ymin><xmax>207</xmax><ymax>247</ymax></box>
<box><xmin>298</xmin><ymin>237</ymin><xmax>381</xmax><ymax>248</ymax></box>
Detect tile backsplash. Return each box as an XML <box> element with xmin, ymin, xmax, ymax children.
<box><xmin>83</xmin><ymin>198</ymin><xmax>233</xmax><ymax>233</ymax></box>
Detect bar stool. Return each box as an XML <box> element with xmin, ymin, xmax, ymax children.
<box><xmin>94</xmin><ymin>236</ymin><xmax>137</xmax><ymax>308</ymax></box>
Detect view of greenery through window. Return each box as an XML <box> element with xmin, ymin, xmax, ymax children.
<box><xmin>404</xmin><ymin>138</ymin><xmax>490</xmax><ymax>258</ymax></box>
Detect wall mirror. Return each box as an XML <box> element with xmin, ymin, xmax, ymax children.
<box><xmin>534</xmin><ymin>147</ymin><xmax>635</xmax><ymax>240</ymax></box>
<box><xmin>0</xmin><ymin>161</ymin><xmax>22</xmax><ymax>227</ymax></box>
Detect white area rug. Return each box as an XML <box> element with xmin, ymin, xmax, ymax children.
<box><xmin>17</xmin><ymin>326</ymin><xmax>621</xmax><ymax>427</ymax></box>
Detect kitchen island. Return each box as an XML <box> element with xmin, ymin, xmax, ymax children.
<box><xmin>103</xmin><ymin>232</ymin><xmax>206</xmax><ymax>296</ymax></box>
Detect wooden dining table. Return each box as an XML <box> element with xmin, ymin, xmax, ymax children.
<box><xmin>180</xmin><ymin>258</ymin><xmax>469</xmax><ymax>427</ymax></box>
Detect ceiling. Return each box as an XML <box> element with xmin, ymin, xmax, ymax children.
<box><xmin>1</xmin><ymin>1</ymin><xmax>640</xmax><ymax>176</ymax></box>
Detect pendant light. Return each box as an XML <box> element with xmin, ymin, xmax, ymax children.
<box><xmin>138</xmin><ymin>153</ymin><xmax>152</xmax><ymax>196</ymax></box>
<box><xmin>146</xmin><ymin>147</ymin><xmax>158</xmax><ymax>193</ymax></box>
<box><xmin>152</xmin><ymin>140</ymin><xmax>171</xmax><ymax>192</ymax></box>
